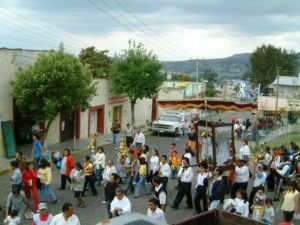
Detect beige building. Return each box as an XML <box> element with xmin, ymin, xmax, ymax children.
<box><xmin>0</xmin><ymin>48</ymin><xmax>152</xmax><ymax>158</ymax></box>
<box><xmin>258</xmin><ymin>74</ymin><xmax>300</xmax><ymax>113</ymax></box>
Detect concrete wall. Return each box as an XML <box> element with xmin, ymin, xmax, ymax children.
<box><xmin>81</xmin><ymin>78</ymin><xmax>152</xmax><ymax>138</ymax></box>
<box><xmin>269</xmin><ymin>84</ymin><xmax>300</xmax><ymax>99</ymax></box>
<box><xmin>258</xmin><ymin>96</ymin><xmax>300</xmax><ymax>111</ymax></box>
<box><xmin>0</xmin><ymin>49</ymin><xmax>40</xmax><ymax>157</ymax></box>
<box><xmin>0</xmin><ymin>49</ymin><xmax>153</xmax><ymax>158</ymax></box>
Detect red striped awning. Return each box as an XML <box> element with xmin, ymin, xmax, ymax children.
<box><xmin>157</xmin><ymin>99</ymin><xmax>257</xmax><ymax>111</ymax></box>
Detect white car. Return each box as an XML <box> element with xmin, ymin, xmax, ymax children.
<box><xmin>152</xmin><ymin>113</ymin><xmax>183</xmax><ymax>136</ymax></box>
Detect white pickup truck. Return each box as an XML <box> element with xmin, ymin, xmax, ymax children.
<box><xmin>152</xmin><ymin>112</ymin><xmax>190</xmax><ymax>136</ymax></box>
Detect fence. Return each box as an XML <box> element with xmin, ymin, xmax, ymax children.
<box><xmin>256</xmin><ymin>124</ymin><xmax>300</xmax><ymax>146</ymax></box>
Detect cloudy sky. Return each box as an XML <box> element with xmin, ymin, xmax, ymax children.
<box><xmin>0</xmin><ymin>0</ymin><xmax>300</xmax><ymax>61</ymax></box>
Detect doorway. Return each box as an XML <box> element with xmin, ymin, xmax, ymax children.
<box><xmin>88</xmin><ymin>105</ymin><xmax>105</xmax><ymax>136</ymax></box>
<box><xmin>13</xmin><ymin>99</ymin><xmax>35</xmax><ymax>145</ymax></box>
<box><xmin>112</xmin><ymin>105</ymin><xmax>122</xmax><ymax>124</ymax></box>
<box><xmin>60</xmin><ymin>112</ymin><xmax>75</xmax><ymax>142</ymax></box>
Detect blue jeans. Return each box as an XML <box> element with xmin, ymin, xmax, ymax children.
<box><xmin>40</xmin><ymin>184</ymin><xmax>57</xmax><ymax>201</ymax></box>
<box><xmin>125</xmin><ymin>175</ymin><xmax>135</xmax><ymax>194</ymax></box>
<box><xmin>95</xmin><ymin>167</ymin><xmax>104</xmax><ymax>184</ymax></box>
<box><xmin>113</xmin><ymin>133</ymin><xmax>120</xmax><ymax>149</ymax></box>
<box><xmin>171</xmin><ymin>168</ymin><xmax>177</xmax><ymax>179</ymax></box>
<box><xmin>106</xmin><ymin>200</ymin><xmax>112</xmax><ymax>218</ymax></box>
<box><xmin>134</xmin><ymin>176</ymin><xmax>149</xmax><ymax>197</ymax></box>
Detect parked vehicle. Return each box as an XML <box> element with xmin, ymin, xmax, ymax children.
<box><xmin>152</xmin><ymin>111</ymin><xmax>191</xmax><ymax>136</ymax></box>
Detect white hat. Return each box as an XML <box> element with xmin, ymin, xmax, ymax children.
<box><xmin>38</xmin><ymin>202</ymin><xmax>47</xmax><ymax>210</ymax></box>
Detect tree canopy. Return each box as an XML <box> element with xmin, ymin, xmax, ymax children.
<box><xmin>79</xmin><ymin>46</ymin><xmax>112</xmax><ymax>78</ymax></box>
<box><xmin>203</xmin><ymin>68</ymin><xmax>218</xmax><ymax>97</ymax></box>
<box><xmin>12</xmin><ymin>47</ymin><xmax>97</xmax><ymax>137</ymax></box>
<box><xmin>245</xmin><ymin>44</ymin><xmax>299</xmax><ymax>87</ymax></box>
<box><xmin>173</xmin><ymin>74</ymin><xmax>196</xmax><ymax>82</ymax></box>
<box><xmin>110</xmin><ymin>41</ymin><xmax>164</xmax><ymax>124</ymax></box>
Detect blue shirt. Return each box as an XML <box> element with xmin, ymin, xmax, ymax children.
<box><xmin>11</xmin><ymin>168</ymin><xmax>22</xmax><ymax>185</ymax></box>
<box><xmin>33</xmin><ymin>140</ymin><xmax>42</xmax><ymax>157</ymax></box>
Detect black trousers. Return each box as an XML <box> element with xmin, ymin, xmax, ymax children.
<box><xmin>60</xmin><ymin>174</ymin><xmax>71</xmax><ymax>189</ymax></box>
<box><xmin>126</xmin><ymin>136</ymin><xmax>133</xmax><ymax>148</ymax></box>
<box><xmin>82</xmin><ymin>176</ymin><xmax>97</xmax><ymax>196</ymax></box>
<box><xmin>194</xmin><ymin>185</ymin><xmax>208</xmax><ymax>213</ymax></box>
<box><xmin>149</xmin><ymin>170</ymin><xmax>158</xmax><ymax>186</ymax></box>
<box><xmin>267</xmin><ymin>168</ymin><xmax>276</xmax><ymax>191</ymax></box>
<box><xmin>231</xmin><ymin>182</ymin><xmax>248</xmax><ymax>199</ymax></box>
<box><xmin>249</xmin><ymin>186</ymin><xmax>260</xmax><ymax>211</ymax></box>
<box><xmin>173</xmin><ymin>182</ymin><xmax>193</xmax><ymax>208</ymax></box>
<box><xmin>161</xmin><ymin>177</ymin><xmax>169</xmax><ymax>188</ymax></box>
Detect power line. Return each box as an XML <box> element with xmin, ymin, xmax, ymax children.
<box><xmin>112</xmin><ymin>0</ymin><xmax>190</xmax><ymax>57</ymax></box>
<box><xmin>0</xmin><ymin>7</ymin><xmax>85</xmax><ymax>50</ymax></box>
<box><xmin>0</xmin><ymin>36</ymin><xmax>56</xmax><ymax>49</ymax></box>
<box><xmin>0</xmin><ymin>9</ymin><xmax>79</xmax><ymax>53</ymax></box>
<box><xmin>100</xmin><ymin>0</ymin><xmax>188</xmax><ymax>59</ymax></box>
<box><xmin>86</xmin><ymin>0</ymin><xmax>187</xmax><ymax>59</ymax></box>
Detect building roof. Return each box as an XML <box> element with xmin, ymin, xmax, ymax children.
<box><xmin>0</xmin><ymin>47</ymin><xmax>46</xmax><ymax>52</ymax></box>
<box><xmin>270</xmin><ymin>75</ymin><xmax>300</xmax><ymax>86</ymax></box>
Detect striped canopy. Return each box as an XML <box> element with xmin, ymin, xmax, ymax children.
<box><xmin>157</xmin><ymin>99</ymin><xmax>257</xmax><ymax>111</ymax></box>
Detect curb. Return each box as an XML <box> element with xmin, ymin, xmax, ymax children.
<box><xmin>0</xmin><ymin>131</ymin><xmax>152</xmax><ymax>176</ymax></box>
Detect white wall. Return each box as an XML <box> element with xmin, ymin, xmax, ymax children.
<box><xmin>0</xmin><ymin>49</ymin><xmax>40</xmax><ymax>157</ymax></box>
<box><xmin>80</xmin><ymin>78</ymin><xmax>152</xmax><ymax>138</ymax></box>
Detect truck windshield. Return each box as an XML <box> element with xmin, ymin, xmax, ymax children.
<box><xmin>160</xmin><ymin>115</ymin><xmax>180</xmax><ymax>122</ymax></box>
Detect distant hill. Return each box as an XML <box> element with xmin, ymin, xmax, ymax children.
<box><xmin>163</xmin><ymin>53</ymin><xmax>250</xmax><ymax>81</ymax></box>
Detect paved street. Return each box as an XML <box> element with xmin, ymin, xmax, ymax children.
<box><xmin>0</xmin><ymin>111</ymin><xmax>286</xmax><ymax>225</ymax></box>
<box><xmin>0</xmin><ymin>135</ymin><xmax>195</xmax><ymax>225</ymax></box>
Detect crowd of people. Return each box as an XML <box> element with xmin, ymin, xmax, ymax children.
<box><xmin>2</xmin><ymin>116</ymin><xmax>300</xmax><ymax>225</ymax></box>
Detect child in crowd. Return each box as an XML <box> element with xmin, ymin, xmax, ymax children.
<box><xmin>4</xmin><ymin>210</ymin><xmax>20</xmax><ymax>225</ymax></box>
<box><xmin>10</xmin><ymin>161</ymin><xmax>22</xmax><ymax>190</ymax></box>
<box><xmin>134</xmin><ymin>157</ymin><xmax>150</xmax><ymax>198</ymax></box>
<box><xmin>262</xmin><ymin>198</ymin><xmax>274</xmax><ymax>225</ymax></box>
<box><xmin>170</xmin><ymin>150</ymin><xmax>180</xmax><ymax>179</ymax></box>
<box><xmin>70</xmin><ymin>162</ymin><xmax>86</xmax><ymax>208</ymax></box>
<box><xmin>252</xmin><ymin>186</ymin><xmax>267</xmax><ymax>221</ymax></box>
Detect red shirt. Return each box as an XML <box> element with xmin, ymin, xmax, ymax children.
<box><xmin>32</xmin><ymin>213</ymin><xmax>50</xmax><ymax>225</ymax></box>
<box><xmin>22</xmin><ymin>169</ymin><xmax>38</xmax><ymax>187</ymax></box>
<box><xmin>170</xmin><ymin>148</ymin><xmax>176</xmax><ymax>156</ymax></box>
<box><xmin>278</xmin><ymin>222</ymin><xmax>292</xmax><ymax>225</ymax></box>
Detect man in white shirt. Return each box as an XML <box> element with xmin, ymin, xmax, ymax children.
<box><xmin>231</xmin><ymin>160</ymin><xmax>250</xmax><ymax>199</ymax></box>
<box><xmin>102</xmin><ymin>160</ymin><xmax>118</xmax><ymax>184</ymax></box>
<box><xmin>147</xmin><ymin>198</ymin><xmax>167</xmax><ymax>224</ymax></box>
<box><xmin>172</xmin><ymin>157</ymin><xmax>193</xmax><ymax>210</ymax></box>
<box><xmin>159</xmin><ymin>155</ymin><xmax>171</xmax><ymax>188</ymax></box>
<box><xmin>50</xmin><ymin>202</ymin><xmax>80</xmax><ymax>225</ymax></box>
<box><xmin>194</xmin><ymin>161</ymin><xmax>209</xmax><ymax>213</ymax></box>
<box><xmin>239</xmin><ymin>140</ymin><xmax>251</xmax><ymax>161</ymax></box>
<box><xmin>92</xmin><ymin>146</ymin><xmax>106</xmax><ymax>185</ymax></box>
<box><xmin>110</xmin><ymin>188</ymin><xmax>131</xmax><ymax>217</ymax></box>
<box><xmin>133</xmin><ymin>128</ymin><xmax>145</xmax><ymax>148</ymax></box>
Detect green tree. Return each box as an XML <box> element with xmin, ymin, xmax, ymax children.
<box><xmin>12</xmin><ymin>47</ymin><xmax>97</xmax><ymax>138</ymax></box>
<box><xmin>173</xmin><ymin>74</ymin><xmax>196</xmax><ymax>82</ymax></box>
<box><xmin>110</xmin><ymin>41</ymin><xmax>164</xmax><ymax>125</ymax></box>
<box><xmin>79</xmin><ymin>46</ymin><xmax>112</xmax><ymax>78</ymax></box>
<box><xmin>203</xmin><ymin>68</ymin><xmax>218</xmax><ymax>97</ymax></box>
<box><xmin>245</xmin><ymin>44</ymin><xmax>298</xmax><ymax>87</ymax></box>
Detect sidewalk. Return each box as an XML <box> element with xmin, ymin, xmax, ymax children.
<box><xmin>0</xmin><ymin>127</ymin><xmax>150</xmax><ymax>175</ymax></box>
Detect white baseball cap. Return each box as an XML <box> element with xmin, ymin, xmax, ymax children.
<box><xmin>38</xmin><ymin>202</ymin><xmax>47</xmax><ymax>210</ymax></box>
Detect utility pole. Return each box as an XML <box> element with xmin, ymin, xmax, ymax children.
<box><xmin>196</xmin><ymin>58</ymin><xmax>199</xmax><ymax>99</ymax></box>
<box><xmin>275</xmin><ymin>68</ymin><xmax>280</xmax><ymax>119</ymax></box>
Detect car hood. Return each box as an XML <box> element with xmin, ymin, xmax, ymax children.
<box><xmin>152</xmin><ymin>120</ymin><xmax>179</xmax><ymax>125</ymax></box>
